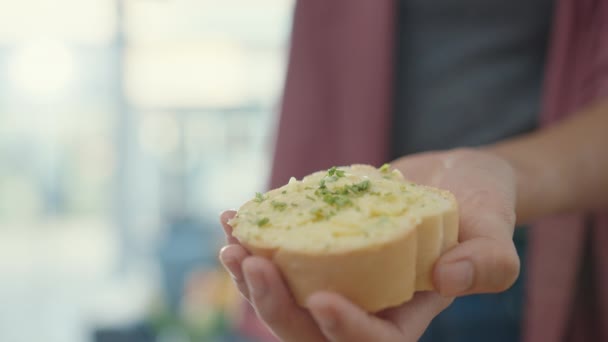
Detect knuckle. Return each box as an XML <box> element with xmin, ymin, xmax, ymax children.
<box><xmin>495</xmin><ymin>204</ymin><xmax>517</xmax><ymax>228</ymax></box>
<box><xmin>462</xmin><ymin>188</ymin><xmax>493</xmax><ymax>208</ymax></box>
<box><xmin>464</xmin><ymin>189</ymin><xmax>516</xmax><ymax>226</ymax></box>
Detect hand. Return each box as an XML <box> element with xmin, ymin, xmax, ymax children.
<box><xmin>218</xmin><ymin>148</ymin><xmax>520</xmax><ymax>341</ymax></box>
<box><xmin>393</xmin><ymin>148</ymin><xmax>520</xmax><ymax>296</ymax></box>
<box><xmin>219</xmin><ymin>211</ymin><xmax>452</xmax><ymax>342</ymax></box>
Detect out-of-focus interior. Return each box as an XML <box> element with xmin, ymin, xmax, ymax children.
<box><xmin>0</xmin><ymin>1</ymin><xmax>293</xmax><ymax>341</ymax></box>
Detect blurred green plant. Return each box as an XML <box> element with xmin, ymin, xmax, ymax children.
<box><xmin>147</xmin><ymin>268</ymin><xmax>241</xmax><ymax>341</ymax></box>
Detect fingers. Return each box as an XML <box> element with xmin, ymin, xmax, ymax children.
<box><xmin>431</xmin><ymin>154</ymin><xmax>519</xmax><ymax>297</ymax></box>
<box><xmin>242</xmin><ymin>257</ymin><xmax>326</xmax><ymax>342</ymax></box>
<box><xmin>434</xmin><ymin>237</ymin><xmax>520</xmax><ymax>296</ymax></box>
<box><xmin>435</xmin><ymin>189</ymin><xmax>519</xmax><ymax>296</ymax></box>
<box><xmin>219</xmin><ymin>244</ymin><xmax>251</xmax><ymax>300</ymax></box>
<box><xmin>379</xmin><ymin>292</ymin><xmax>453</xmax><ymax>340</ymax></box>
<box><xmin>220</xmin><ymin>210</ymin><xmax>239</xmax><ymax>244</ymax></box>
<box><xmin>219</xmin><ymin>211</ymin><xmax>251</xmax><ymax>300</ymax></box>
<box><xmin>307</xmin><ymin>292</ymin><xmax>402</xmax><ymax>342</ymax></box>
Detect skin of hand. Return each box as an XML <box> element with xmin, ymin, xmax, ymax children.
<box><xmin>218</xmin><ymin>148</ymin><xmax>520</xmax><ymax>342</ymax></box>
<box><xmin>486</xmin><ymin>100</ymin><xmax>608</xmax><ymax>222</ymax></box>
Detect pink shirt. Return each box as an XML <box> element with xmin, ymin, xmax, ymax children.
<box><xmin>238</xmin><ymin>1</ymin><xmax>608</xmax><ymax>341</ymax></box>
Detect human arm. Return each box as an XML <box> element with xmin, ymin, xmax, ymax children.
<box><xmin>217</xmin><ymin>100</ymin><xmax>608</xmax><ymax>342</ymax></box>
<box><xmin>486</xmin><ymin>99</ymin><xmax>608</xmax><ymax>223</ymax></box>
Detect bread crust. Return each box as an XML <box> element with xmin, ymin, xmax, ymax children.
<box><xmin>242</xmin><ymin>218</ymin><xmax>417</xmax><ymax>312</ymax></box>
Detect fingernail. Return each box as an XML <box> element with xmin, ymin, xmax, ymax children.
<box><xmin>244</xmin><ymin>268</ymin><xmax>267</xmax><ymax>298</ymax></box>
<box><xmin>220</xmin><ymin>256</ymin><xmax>241</xmax><ymax>279</ymax></box>
<box><xmin>437</xmin><ymin>260</ymin><xmax>474</xmax><ymax>296</ymax></box>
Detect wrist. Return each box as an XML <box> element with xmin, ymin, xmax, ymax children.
<box><xmin>481</xmin><ymin>142</ymin><xmax>562</xmax><ymax>224</ymax></box>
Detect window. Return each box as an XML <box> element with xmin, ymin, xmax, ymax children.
<box><xmin>0</xmin><ymin>0</ymin><xmax>294</xmax><ymax>340</ymax></box>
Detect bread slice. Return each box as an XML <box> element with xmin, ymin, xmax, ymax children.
<box><xmin>229</xmin><ymin>164</ymin><xmax>458</xmax><ymax>312</ymax></box>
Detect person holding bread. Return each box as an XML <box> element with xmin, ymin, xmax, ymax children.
<box><xmin>220</xmin><ymin>1</ymin><xmax>608</xmax><ymax>341</ymax></box>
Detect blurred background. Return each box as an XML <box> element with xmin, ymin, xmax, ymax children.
<box><xmin>0</xmin><ymin>0</ymin><xmax>294</xmax><ymax>341</ymax></box>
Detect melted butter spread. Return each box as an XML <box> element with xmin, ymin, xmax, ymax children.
<box><xmin>230</xmin><ymin>164</ymin><xmax>452</xmax><ymax>252</ymax></box>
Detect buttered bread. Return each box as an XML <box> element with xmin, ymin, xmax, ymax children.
<box><xmin>229</xmin><ymin>164</ymin><xmax>458</xmax><ymax>312</ymax></box>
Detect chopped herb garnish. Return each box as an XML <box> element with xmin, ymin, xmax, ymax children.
<box><xmin>322</xmin><ymin>194</ymin><xmax>352</xmax><ymax>208</ymax></box>
<box><xmin>315</xmin><ymin>186</ymin><xmax>330</xmax><ymax>197</ymax></box>
<box><xmin>305</xmin><ymin>194</ymin><xmax>316</xmax><ymax>201</ymax></box>
<box><xmin>379</xmin><ymin>163</ymin><xmax>390</xmax><ymax>172</ymax></box>
<box><xmin>271</xmin><ymin>200</ymin><xmax>287</xmax><ymax>211</ymax></box>
<box><xmin>350</xmin><ymin>179</ymin><xmax>370</xmax><ymax>192</ymax></box>
<box><xmin>256</xmin><ymin>217</ymin><xmax>270</xmax><ymax>227</ymax></box>
<box><xmin>254</xmin><ymin>192</ymin><xmax>266</xmax><ymax>203</ymax></box>
<box><xmin>327</xmin><ymin>166</ymin><xmax>346</xmax><ymax>178</ymax></box>
<box><xmin>281</xmin><ymin>190</ymin><xmax>287</xmax><ymax>194</ymax></box>
<box><xmin>319</xmin><ymin>179</ymin><xmax>326</xmax><ymax>189</ymax></box>
<box><xmin>290</xmin><ymin>203</ymin><xmax>299</xmax><ymax>207</ymax></box>
<box><xmin>336</xmin><ymin>187</ymin><xmax>350</xmax><ymax>195</ymax></box>
<box><xmin>334</xmin><ymin>197</ymin><xmax>351</xmax><ymax>207</ymax></box>
<box><xmin>326</xmin><ymin>175</ymin><xmax>339</xmax><ymax>183</ymax></box>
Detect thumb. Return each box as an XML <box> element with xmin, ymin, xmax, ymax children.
<box><xmin>307</xmin><ymin>292</ymin><xmax>401</xmax><ymax>342</ymax></box>
<box><xmin>433</xmin><ymin>237</ymin><xmax>520</xmax><ymax>296</ymax></box>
